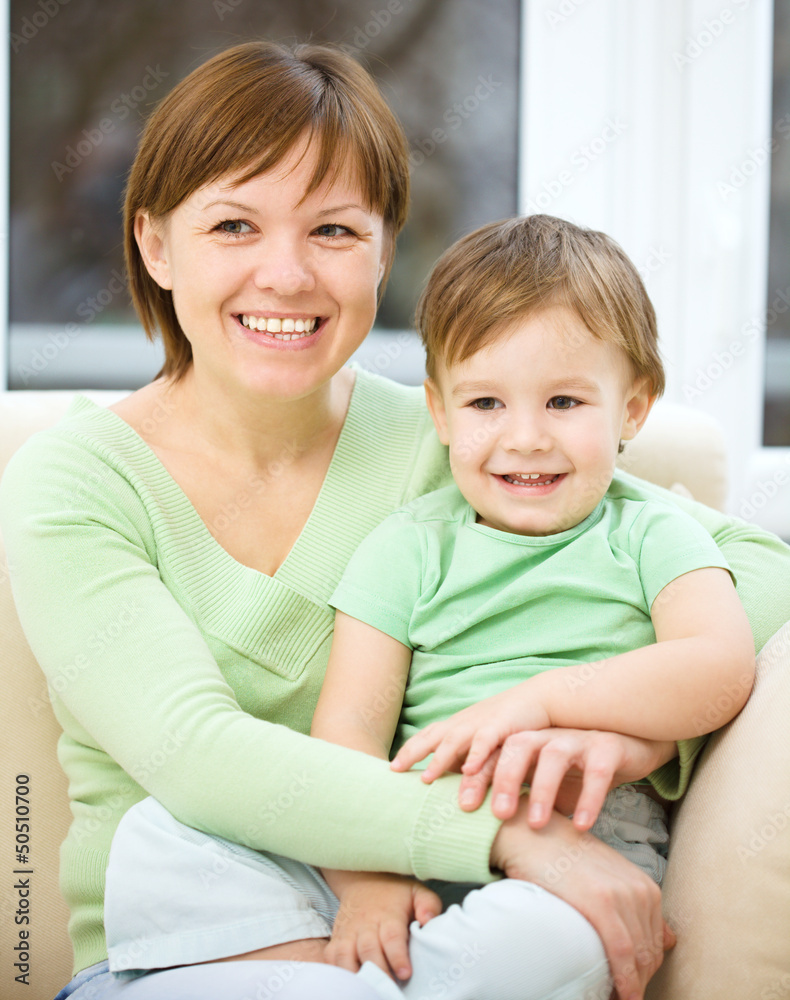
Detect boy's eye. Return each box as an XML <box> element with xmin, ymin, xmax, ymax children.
<box><xmin>471</xmin><ymin>397</ymin><xmax>502</xmax><ymax>411</ymax></box>
<box><xmin>549</xmin><ymin>396</ymin><xmax>578</xmax><ymax>410</ymax></box>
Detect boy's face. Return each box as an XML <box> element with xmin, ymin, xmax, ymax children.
<box><xmin>425</xmin><ymin>307</ymin><xmax>654</xmax><ymax>536</ymax></box>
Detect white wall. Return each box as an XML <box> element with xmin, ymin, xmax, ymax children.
<box><xmin>521</xmin><ymin>0</ymin><xmax>789</xmax><ymax>535</ymax></box>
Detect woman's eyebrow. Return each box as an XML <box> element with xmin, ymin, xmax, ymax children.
<box><xmin>315</xmin><ymin>203</ymin><xmax>368</xmax><ymax>216</ymax></box>
<box><xmin>200</xmin><ymin>199</ymin><xmax>256</xmax><ymax>214</ymax></box>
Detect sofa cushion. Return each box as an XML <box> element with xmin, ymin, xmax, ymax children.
<box><xmin>647</xmin><ymin>620</ymin><xmax>790</xmax><ymax>999</ymax></box>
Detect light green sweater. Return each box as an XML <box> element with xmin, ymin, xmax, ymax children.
<box><xmin>2</xmin><ymin>369</ymin><xmax>790</xmax><ymax>975</ymax></box>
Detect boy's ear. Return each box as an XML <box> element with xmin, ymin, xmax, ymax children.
<box><xmin>621</xmin><ymin>377</ymin><xmax>656</xmax><ymax>442</ymax></box>
<box><xmin>424</xmin><ymin>377</ymin><xmax>450</xmax><ymax>446</ymax></box>
<box><xmin>135</xmin><ymin>212</ymin><xmax>173</xmax><ymax>290</ymax></box>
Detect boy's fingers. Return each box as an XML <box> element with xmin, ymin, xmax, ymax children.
<box><xmin>463</xmin><ymin>728</ymin><xmax>502</xmax><ymax>772</ymax></box>
<box><xmin>379</xmin><ymin>920</ymin><xmax>412</xmax><ymax>981</ymax></box>
<box><xmin>414</xmin><ymin>889</ymin><xmax>442</xmax><ymax>925</ymax></box>
<box><xmin>357</xmin><ymin>930</ymin><xmax>394</xmax><ymax>980</ymax></box>
<box><xmin>326</xmin><ymin>937</ymin><xmax>362</xmax><ymax>973</ymax></box>
<box><xmin>520</xmin><ymin>739</ymin><xmax>579</xmax><ymax>826</ymax></box>
<box><xmin>569</xmin><ymin>738</ymin><xmax>621</xmax><ymax>829</ymax></box>
<box><xmin>392</xmin><ymin>722</ymin><xmax>452</xmax><ymax>773</ymax></box>
<box><xmin>421</xmin><ymin>731</ymin><xmax>473</xmax><ymax>782</ymax></box>
<box><xmin>490</xmin><ymin>733</ymin><xmax>538</xmax><ymax>819</ymax></box>
<box><xmin>459</xmin><ymin>751</ymin><xmax>499</xmax><ymax>810</ymax></box>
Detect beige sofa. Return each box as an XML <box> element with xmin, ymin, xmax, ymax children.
<box><xmin>0</xmin><ymin>390</ymin><xmax>788</xmax><ymax>1000</ymax></box>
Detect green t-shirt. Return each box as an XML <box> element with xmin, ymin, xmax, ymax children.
<box><xmin>331</xmin><ymin>483</ymin><xmax>731</xmax><ymax>757</ymax></box>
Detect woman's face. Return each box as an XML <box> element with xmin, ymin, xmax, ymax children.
<box><xmin>136</xmin><ymin>141</ymin><xmax>388</xmax><ymax>400</ymax></box>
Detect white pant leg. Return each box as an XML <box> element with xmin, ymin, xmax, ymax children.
<box><xmin>357</xmin><ymin>880</ymin><xmax>611</xmax><ymax>1000</ymax></box>
<box><xmin>67</xmin><ymin>960</ymin><xmax>383</xmax><ymax>1000</ymax></box>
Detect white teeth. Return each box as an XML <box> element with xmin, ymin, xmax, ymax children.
<box><xmin>240</xmin><ymin>316</ymin><xmax>317</xmax><ymax>336</ymax></box>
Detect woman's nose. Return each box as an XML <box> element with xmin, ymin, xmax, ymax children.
<box><xmin>252</xmin><ymin>238</ymin><xmax>316</xmax><ymax>296</ymax></box>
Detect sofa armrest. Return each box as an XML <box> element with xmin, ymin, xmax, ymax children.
<box><xmin>646</xmin><ymin>621</ymin><xmax>790</xmax><ymax>999</ymax></box>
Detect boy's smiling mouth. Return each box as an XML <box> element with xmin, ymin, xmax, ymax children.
<box><xmin>501</xmin><ymin>473</ymin><xmax>563</xmax><ymax>487</ymax></box>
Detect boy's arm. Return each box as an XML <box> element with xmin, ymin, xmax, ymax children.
<box><xmin>312</xmin><ymin>612</ymin><xmax>441</xmax><ymax>981</ymax></box>
<box><xmin>394</xmin><ymin>567</ymin><xmax>754</xmax><ymax>788</ymax></box>
<box><xmin>529</xmin><ymin>565</ymin><xmax>755</xmax><ymax>739</ymax></box>
<box><xmin>311</xmin><ymin>610</ymin><xmax>412</xmax><ymax>758</ymax></box>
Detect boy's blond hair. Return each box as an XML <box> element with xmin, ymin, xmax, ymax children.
<box><xmin>416</xmin><ymin>214</ymin><xmax>665</xmax><ymax>396</ymax></box>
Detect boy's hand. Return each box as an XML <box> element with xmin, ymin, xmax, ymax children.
<box><xmin>325</xmin><ymin>872</ymin><xmax>441</xmax><ymax>981</ymax></box>
<box><xmin>456</xmin><ymin>728</ymin><xmax>676</xmax><ymax>829</ymax></box>
<box><xmin>390</xmin><ymin>684</ymin><xmax>551</xmax><ymax>782</ymax></box>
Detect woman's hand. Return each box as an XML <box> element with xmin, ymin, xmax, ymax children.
<box><xmin>324</xmin><ymin>872</ymin><xmax>441</xmax><ymax>981</ymax></box>
<box><xmin>490</xmin><ymin>798</ymin><xmax>675</xmax><ymax>1000</ymax></box>
<box><xmin>456</xmin><ymin>729</ymin><xmax>677</xmax><ymax>829</ymax></box>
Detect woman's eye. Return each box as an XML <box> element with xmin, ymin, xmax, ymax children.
<box><xmin>471</xmin><ymin>397</ymin><xmax>502</xmax><ymax>411</ymax></box>
<box><xmin>549</xmin><ymin>396</ymin><xmax>578</xmax><ymax>410</ymax></box>
<box><xmin>216</xmin><ymin>220</ymin><xmax>252</xmax><ymax>236</ymax></box>
<box><xmin>314</xmin><ymin>223</ymin><xmax>354</xmax><ymax>239</ymax></box>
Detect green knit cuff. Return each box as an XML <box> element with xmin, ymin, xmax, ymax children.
<box><xmin>647</xmin><ymin>735</ymin><xmax>708</xmax><ymax>801</ymax></box>
<box><xmin>407</xmin><ymin>775</ymin><xmax>503</xmax><ymax>884</ymax></box>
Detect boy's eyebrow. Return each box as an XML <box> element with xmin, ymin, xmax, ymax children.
<box><xmin>451</xmin><ymin>376</ymin><xmax>602</xmax><ymax>397</ymax></box>
<box><xmin>451</xmin><ymin>380</ymin><xmax>501</xmax><ymax>397</ymax></box>
<box><xmin>545</xmin><ymin>377</ymin><xmax>601</xmax><ymax>394</ymax></box>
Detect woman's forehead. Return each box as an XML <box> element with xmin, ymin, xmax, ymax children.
<box><xmin>194</xmin><ymin>142</ymin><xmax>373</xmax><ymax>213</ymax></box>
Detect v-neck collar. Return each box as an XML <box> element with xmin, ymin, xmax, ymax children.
<box><xmin>67</xmin><ymin>367</ymin><xmax>369</xmax><ymax>595</ymax></box>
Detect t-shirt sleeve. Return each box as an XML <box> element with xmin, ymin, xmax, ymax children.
<box><xmin>611</xmin><ymin>470</ymin><xmax>790</xmax><ymax>654</ymax></box>
<box><xmin>633</xmin><ymin>501</ymin><xmax>734</xmax><ymax>610</ymax></box>
<box><xmin>329</xmin><ymin>510</ymin><xmax>424</xmax><ymax>647</ymax></box>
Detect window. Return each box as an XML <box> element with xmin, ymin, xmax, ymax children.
<box><xmin>765</xmin><ymin>0</ymin><xmax>790</xmax><ymax>447</ymax></box>
<box><xmin>6</xmin><ymin>0</ymin><xmax>519</xmax><ymax>388</ymax></box>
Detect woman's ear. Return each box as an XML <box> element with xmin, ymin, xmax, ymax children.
<box><xmin>424</xmin><ymin>377</ymin><xmax>450</xmax><ymax>446</ymax></box>
<box><xmin>621</xmin><ymin>377</ymin><xmax>656</xmax><ymax>442</ymax></box>
<box><xmin>135</xmin><ymin>212</ymin><xmax>173</xmax><ymax>290</ymax></box>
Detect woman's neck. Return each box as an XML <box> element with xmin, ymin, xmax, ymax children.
<box><xmin>146</xmin><ymin>365</ymin><xmax>356</xmax><ymax>472</ymax></box>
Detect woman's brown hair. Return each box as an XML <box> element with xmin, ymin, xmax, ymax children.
<box><xmin>124</xmin><ymin>41</ymin><xmax>410</xmax><ymax>380</ymax></box>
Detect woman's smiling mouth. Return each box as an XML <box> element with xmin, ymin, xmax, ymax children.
<box><xmin>237</xmin><ymin>314</ymin><xmax>323</xmax><ymax>342</ymax></box>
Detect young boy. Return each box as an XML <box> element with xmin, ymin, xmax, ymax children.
<box><xmin>311</xmin><ymin>214</ymin><xmax>755</xmax><ymax>983</ymax></box>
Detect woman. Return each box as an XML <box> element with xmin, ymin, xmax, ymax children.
<box><xmin>1</xmin><ymin>41</ymin><xmax>788</xmax><ymax>1000</ymax></box>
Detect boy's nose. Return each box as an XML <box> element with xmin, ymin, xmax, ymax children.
<box><xmin>500</xmin><ymin>415</ymin><xmax>552</xmax><ymax>454</ymax></box>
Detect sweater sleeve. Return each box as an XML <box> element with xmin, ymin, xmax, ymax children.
<box><xmin>611</xmin><ymin>471</ymin><xmax>790</xmax><ymax>799</ymax></box>
<box><xmin>0</xmin><ymin>432</ymin><xmax>501</xmax><ymax>885</ymax></box>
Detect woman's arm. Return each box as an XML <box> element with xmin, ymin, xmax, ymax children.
<box><xmin>0</xmin><ymin>435</ymin><xmax>501</xmax><ymax>884</ymax></box>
